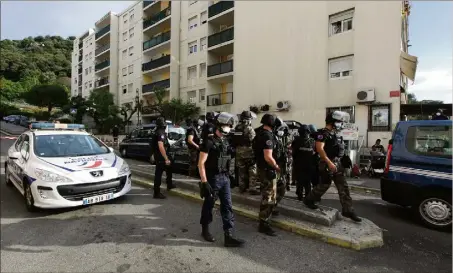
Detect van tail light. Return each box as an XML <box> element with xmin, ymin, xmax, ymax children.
<box><xmin>384</xmin><ymin>144</ymin><xmax>393</xmax><ymax>174</ymax></box>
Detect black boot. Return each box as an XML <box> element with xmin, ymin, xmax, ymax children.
<box><xmin>303</xmin><ymin>198</ymin><xmax>318</xmax><ymax>210</ymax></box>
<box><xmin>167</xmin><ymin>184</ymin><xmax>176</xmax><ymax>191</ymax></box>
<box><xmin>342</xmin><ymin>211</ymin><xmax>362</xmax><ymax>222</ymax></box>
<box><xmin>224</xmin><ymin>231</ymin><xmax>245</xmax><ymax>247</ymax></box>
<box><xmin>153</xmin><ymin>191</ymin><xmax>166</xmax><ymax>199</ymax></box>
<box><xmin>201</xmin><ymin>225</ymin><xmax>215</xmax><ymax>242</ymax></box>
<box><xmin>258</xmin><ymin>220</ymin><xmax>277</xmax><ymax>236</ymax></box>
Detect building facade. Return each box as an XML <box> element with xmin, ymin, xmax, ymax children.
<box><xmin>71</xmin><ymin>0</ymin><xmax>415</xmax><ymax>146</ymax></box>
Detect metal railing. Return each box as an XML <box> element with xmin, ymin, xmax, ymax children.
<box><xmin>95</xmin><ymin>25</ymin><xmax>111</xmax><ymax>39</ymax></box>
<box><xmin>142</xmin><ymin>55</ymin><xmax>171</xmax><ymax>72</ymax></box>
<box><xmin>142</xmin><ymin>105</ymin><xmax>160</xmax><ymax>115</ymax></box>
<box><xmin>207</xmin><ymin>60</ymin><xmax>233</xmax><ymax>77</ymax></box>
<box><xmin>208</xmin><ymin>1</ymin><xmax>234</xmax><ymax>18</ymax></box>
<box><xmin>95</xmin><ymin>44</ymin><xmax>110</xmax><ymax>56</ymax></box>
<box><xmin>95</xmin><ymin>77</ymin><xmax>109</xmax><ymax>87</ymax></box>
<box><xmin>78</xmin><ymin>55</ymin><xmax>82</xmax><ymax>62</ymax></box>
<box><xmin>142</xmin><ymin>79</ymin><xmax>170</xmax><ymax>94</ymax></box>
<box><xmin>78</xmin><ymin>43</ymin><xmax>83</xmax><ymax>50</ymax></box>
<box><xmin>95</xmin><ymin>60</ymin><xmax>110</xmax><ymax>71</ymax></box>
<box><xmin>78</xmin><ymin>68</ymin><xmax>82</xmax><ymax>74</ymax></box>
<box><xmin>143</xmin><ymin>7</ymin><xmax>171</xmax><ymax>29</ymax></box>
<box><xmin>208</xmin><ymin>27</ymin><xmax>234</xmax><ymax>48</ymax></box>
<box><xmin>207</xmin><ymin>92</ymin><xmax>233</xmax><ymax>106</ymax></box>
<box><xmin>143</xmin><ymin>0</ymin><xmax>154</xmax><ymax>8</ymax></box>
<box><xmin>143</xmin><ymin>31</ymin><xmax>171</xmax><ymax>51</ymax></box>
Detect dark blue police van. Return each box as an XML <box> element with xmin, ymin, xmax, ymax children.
<box><xmin>381</xmin><ymin>120</ymin><xmax>452</xmax><ymax>230</ymax></box>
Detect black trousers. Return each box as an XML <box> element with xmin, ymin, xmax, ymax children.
<box><xmin>154</xmin><ymin>162</ymin><xmax>173</xmax><ymax>193</ymax></box>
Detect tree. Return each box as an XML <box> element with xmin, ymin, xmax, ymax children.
<box><xmin>22</xmin><ymin>84</ymin><xmax>69</xmax><ymax>117</ymax></box>
<box><xmin>87</xmin><ymin>88</ymin><xmax>121</xmax><ymax>133</ymax></box>
<box><xmin>120</xmin><ymin>100</ymin><xmax>143</xmax><ymax>125</ymax></box>
<box><xmin>62</xmin><ymin>96</ymin><xmax>89</xmax><ymax>123</ymax></box>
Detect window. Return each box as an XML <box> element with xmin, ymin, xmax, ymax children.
<box><xmin>189</xmin><ymin>1</ymin><xmax>198</xmax><ymax>5</ymax></box>
<box><xmin>200</xmin><ymin>37</ymin><xmax>207</xmax><ymax>51</ymax></box>
<box><xmin>128</xmin><ymin>83</ymin><xmax>133</xmax><ymax>93</ymax></box>
<box><xmin>122</xmin><ymin>85</ymin><xmax>127</xmax><ymax>94</ymax></box>
<box><xmin>89</xmin><ymin>52</ymin><xmax>92</xmax><ymax>59</ymax></box>
<box><xmin>187</xmin><ymin>65</ymin><xmax>197</xmax><ymax>80</ymax></box>
<box><xmin>85</xmin><ymin>68</ymin><xmax>88</xmax><ymax>75</ymax></box>
<box><xmin>122</xmin><ymin>67</ymin><xmax>127</xmax><ymax>77</ymax></box>
<box><xmin>329</xmin><ymin>9</ymin><xmax>354</xmax><ymax>36</ymax></box>
<box><xmin>123</xmin><ymin>31</ymin><xmax>128</xmax><ymax>41</ymax></box>
<box><xmin>20</xmin><ymin>135</ymin><xmax>30</xmax><ymax>160</ymax></box>
<box><xmin>200</xmin><ymin>11</ymin><xmax>208</xmax><ymax>25</ymax></box>
<box><xmin>89</xmin><ymin>66</ymin><xmax>92</xmax><ymax>73</ymax></box>
<box><xmin>128</xmin><ymin>64</ymin><xmax>134</xmax><ymax>74</ymax></box>
<box><xmin>129</xmin><ymin>46</ymin><xmax>134</xmax><ymax>56</ymax></box>
<box><xmin>328</xmin><ymin>55</ymin><xmax>353</xmax><ymax>79</ymax></box>
<box><xmin>188</xmin><ymin>41</ymin><xmax>197</xmax><ymax>55</ymax></box>
<box><xmin>129</xmin><ymin>11</ymin><xmax>135</xmax><ymax>21</ymax></box>
<box><xmin>368</xmin><ymin>104</ymin><xmax>391</xmax><ymax>132</ymax></box>
<box><xmin>188</xmin><ymin>16</ymin><xmax>198</xmax><ymax>30</ymax></box>
<box><xmin>406</xmin><ymin>125</ymin><xmax>452</xmax><ymax>159</ymax></box>
<box><xmin>123</xmin><ymin>14</ymin><xmax>128</xmax><ymax>24</ymax></box>
<box><xmin>129</xmin><ymin>27</ymin><xmax>134</xmax><ymax>38</ymax></box>
<box><xmin>326</xmin><ymin>106</ymin><xmax>355</xmax><ymax>123</ymax></box>
<box><xmin>122</xmin><ymin>49</ymin><xmax>127</xmax><ymax>60</ymax></box>
<box><xmin>187</xmin><ymin>90</ymin><xmax>197</xmax><ymax>103</ymax></box>
<box><xmin>199</xmin><ymin>89</ymin><xmax>206</xmax><ymax>102</ymax></box>
<box><xmin>199</xmin><ymin>63</ymin><xmax>206</xmax><ymax>77</ymax></box>
<box><xmin>89</xmin><ymin>80</ymin><xmax>93</xmax><ymax>88</ymax></box>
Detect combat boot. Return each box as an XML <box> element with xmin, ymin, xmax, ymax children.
<box><xmin>224</xmin><ymin>231</ymin><xmax>245</xmax><ymax>247</ymax></box>
<box><xmin>342</xmin><ymin>211</ymin><xmax>362</xmax><ymax>222</ymax></box>
<box><xmin>201</xmin><ymin>225</ymin><xmax>215</xmax><ymax>242</ymax></box>
<box><xmin>153</xmin><ymin>190</ymin><xmax>166</xmax><ymax>199</ymax></box>
<box><xmin>258</xmin><ymin>220</ymin><xmax>277</xmax><ymax>236</ymax></box>
<box><xmin>303</xmin><ymin>198</ymin><xmax>318</xmax><ymax>210</ymax></box>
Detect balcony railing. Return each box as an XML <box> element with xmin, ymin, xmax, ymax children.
<box><xmin>78</xmin><ymin>43</ymin><xmax>83</xmax><ymax>50</ymax></box>
<box><xmin>207</xmin><ymin>92</ymin><xmax>233</xmax><ymax>106</ymax></box>
<box><xmin>95</xmin><ymin>60</ymin><xmax>110</xmax><ymax>71</ymax></box>
<box><xmin>78</xmin><ymin>55</ymin><xmax>82</xmax><ymax>62</ymax></box>
<box><xmin>142</xmin><ymin>55</ymin><xmax>171</xmax><ymax>72</ymax></box>
<box><xmin>207</xmin><ymin>60</ymin><xmax>233</xmax><ymax>77</ymax></box>
<box><xmin>208</xmin><ymin>1</ymin><xmax>234</xmax><ymax>18</ymax></box>
<box><xmin>143</xmin><ymin>31</ymin><xmax>171</xmax><ymax>51</ymax></box>
<box><xmin>143</xmin><ymin>0</ymin><xmax>154</xmax><ymax>8</ymax></box>
<box><xmin>142</xmin><ymin>79</ymin><xmax>170</xmax><ymax>94</ymax></box>
<box><xmin>208</xmin><ymin>27</ymin><xmax>234</xmax><ymax>48</ymax></box>
<box><xmin>95</xmin><ymin>44</ymin><xmax>110</xmax><ymax>56</ymax></box>
<box><xmin>95</xmin><ymin>25</ymin><xmax>111</xmax><ymax>40</ymax></box>
<box><xmin>142</xmin><ymin>105</ymin><xmax>160</xmax><ymax>115</ymax></box>
<box><xmin>143</xmin><ymin>7</ymin><xmax>171</xmax><ymax>30</ymax></box>
<box><xmin>78</xmin><ymin>68</ymin><xmax>82</xmax><ymax>74</ymax></box>
<box><xmin>95</xmin><ymin>77</ymin><xmax>109</xmax><ymax>87</ymax></box>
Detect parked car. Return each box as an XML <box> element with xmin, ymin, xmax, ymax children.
<box><xmin>381</xmin><ymin>119</ymin><xmax>452</xmax><ymax>230</ymax></box>
<box><xmin>3</xmin><ymin>115</ymin><xmax>19</xmax><ymax>123</ymax></box>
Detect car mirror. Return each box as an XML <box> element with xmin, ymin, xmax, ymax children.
<box><xmin>9</xmin><ymin>151</ymin><xmax>21</xmax><ymax>160</ymax></box>
<box><xmin>108</xmin><ymin>147</ymin><xmax>114</xmax><ymax>153</ymax></box>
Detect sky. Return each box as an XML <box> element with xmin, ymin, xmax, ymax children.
<box><xmin>1</xmin><ymin>1</ymin><xmax>452</xmax><ymax>103</ymax></box>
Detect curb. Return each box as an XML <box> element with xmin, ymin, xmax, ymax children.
<box><xmin>132</xmin><ymin>177</ymin><xmax>384</xmax><ymax>250</ymax></box>
<box><xmin>0</xmin><ymin>129</ymin><xmax>17</xmax><ymax>137</ymax></box>
<box><xmin>349</xmin><ymin>185</ymin><xmax>381</xmax><ymax>195</ymax></box>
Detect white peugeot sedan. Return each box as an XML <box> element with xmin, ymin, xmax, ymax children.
<box><xmin>5</xmin><ymin>123</ymin><xmax>131</xmax><ymax>211</ymax></box>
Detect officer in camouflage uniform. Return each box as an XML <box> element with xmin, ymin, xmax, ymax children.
<box><xmin>232</xmin><ymin>111</ymin><xmax>259</xmax><ymax>195</ymax></box>
<box><xmin>304</xmin><ymin>111</ymin><xmax>361</xmax><ymax>222</ymax></box>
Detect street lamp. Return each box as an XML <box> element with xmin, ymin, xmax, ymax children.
<box><xmin>135</xmin><ymin>88</ymin><xmax>141</xmax><ymax>125</ymax></box>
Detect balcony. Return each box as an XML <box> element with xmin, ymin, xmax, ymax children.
<box><xmin>95</xmin><ymin>77</ymin><xmax>109</xmax><ymax>88</ymax></box>
<box><xmin>207</xmin><ymin>60</ymin><xmax>233</xmax><ymax>83</ymax></box>
<box><xmin>142</xmin><ymin>55</ymin><xmax>171</xmax><ymax>73</ymax></box>
<box><xmin>208</xmin><ymin>27</ymin><xmax>234</xmax><ymax>55</ymax></box>
<box><xmin>78</xmin><ymin>68</ymin><xmax>82</xmax><ymax>74</ymax></box>
<box><xmin>208</xmin><ymin>1</ymin><xmax>234</xmax><ymax>20</ymax></box>
<box><xmin>142</xmin><ymin>79</ymin><xmax>170</xmax><ymax>94</ymax></box>
<box><xmin>78</xmin><ymin>43</ymin><xmax>83</xmax><ymax>50</ymax></box>
<box><xmin>95</xmin><ymin>44</ymin><xmax>110</xmax><ymax>56</ymax></box>
<box><xmin>142</xmin><ymin>105</ymin><xmax>160</xmax><ymax>116</ymax></box>
<box><xmin>95</xmin><ymin>25</ymin><xmax>110</xmax><ymax>40</ymax></box>
<box><xmin>95</xmin><ymin>60</ymin><xmax>110</xmax><ymax>72</ymax></box>
<box><xmin>143</xmin><ymin>0</ymin><xmax>154</xmax><ymax>8</ymax></box>
<box><xmin>207</xmin><ymin>92</ymin><xmax>233</xmax><ymax>106</ymax></box>
<box><xmin>143</xmin><ymin>31</ymin><xmax>171</xmax><ymax>52</ymax></box>
<box><xmin>143</xmin><ymin>7</ymin><xmax>171</xmax><ymax>32</ymax></box>
<box><xmin>78</xmin><ymin>55</ymin><xmax>82</xmax><ymax>63</ymax></box>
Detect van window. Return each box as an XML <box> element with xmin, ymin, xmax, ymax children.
<box><xmin>138</xmin><ymin>129</ymin><xmax>153</xmax><ymax>138</ymax></box>
<box><xmin>406</xmin><ymin>125</ymin><xmax>452</xmax><ymax>158</ymax></box>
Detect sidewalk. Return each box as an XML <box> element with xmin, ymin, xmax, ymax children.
<box><xmin>0</xmin><ymin>121</ymin><xmax>26</xmax><ymax>136</ymax></box>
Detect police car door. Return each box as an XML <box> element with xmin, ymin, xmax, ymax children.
<box><xmin>9</xmin><ymin>134</ymin><xmax>31</xmax><ymax>192</ymax></box>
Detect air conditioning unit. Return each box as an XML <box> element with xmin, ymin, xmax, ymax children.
<box><xmin>276</xmin><ymin>101</ymin><xmax>290</xmax><ymax>111</ymax></box>
<box><xmin>357</xmin><ymin>89</ymin><xmax>376</xmax><ymax>103</ymax></box>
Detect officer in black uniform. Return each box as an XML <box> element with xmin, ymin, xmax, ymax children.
<box><xmin>304</xmin><ymin>111</ymin><xmax>361</xmax><ymax>222</ymax></box>
<box><xmin>308</xmin><ymin>124</ymin><xmax>320</xmax><ymax>189</ymax></box>
<box><xmin>153</xmin><ymin>117</ymin><xmax>175</xmax><ymax>199</ymax></box>
<box><xmin>198</xmin><ymin>112</ymin><xmax>245</xmax><ymax>247</ymax></box>
<box><xmin>201</xmin><ymin>112</ymin><xmax>217</xmax><ymax>143</ymax></box>
<box><xmin>186</xmin><ymin>118</ymin><xmax>202</xmax><ymax>176</ymax></box>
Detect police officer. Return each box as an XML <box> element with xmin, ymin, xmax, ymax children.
<box><xmin>432</xmin><ymin>109</ymin><xmax>449</xmax><ymax>120</ymax></box>
<box><xmin>198</xmin><ymin>112</ymin><xmax>245</xmax><ymax>247</ymax></box>
<box><xmin>232</xmin><ymin>111</ymin><xmax>259</xmax><ymax>195</ymax></box>
<box><xmin>201</xmin><ymin>111</ymin><xmax>217</xmax><ymax>143</ymax></box>
<box><xmin>308</xmin><ymin>124</ymin><xmax>320</xmax><ymax>190</ymax></box>
<box><xmin>186</xmin><ymin>118</ymin><xmax>202</xmax><ymax>176</ymax></box>
<box><xmin>153</xmin><ymin>117</ymin><xmax>175</xmax><ymax>199</ymax></box>
<box><xmin>253</xmin><ymin>113</ymin><xmax>282</xmax><ymax>236</ymax></box>
<box><xmin>303</xmin><ymin>111</ymin><xmax>361</xmax><ymax>222</ymax></box>
<box><xmin>291</xmin><ymin>124</ymin><xmax>315</xmax><ymax>201</ymax></box>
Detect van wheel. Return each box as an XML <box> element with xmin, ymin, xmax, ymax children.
<box><xmin>120</xmin><ymin>147</ymin><xmax>128</xmax><ymax>158</ymax></box>
<box><xmin>416</xmin><ymin>194</ymin><xmax>452</xmax><ymax>231</ymax></box>
<box><xmin>24</xmin><ymin>182</ymin><xmax>37</xmax><ymax>212</ymax></box>
<box><xmin>5</xmin><ymin>163</ymin><xmax>13</xmax><ymax>187</ymax></box>
<box><xmin>149</xmin><ymin>154</ymin><xmax>155</xmax><ymax>165</ymax></box>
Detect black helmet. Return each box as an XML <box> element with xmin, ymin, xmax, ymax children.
<box><xmin>193</xmin><ymin>118</ymin><xmax>204</xmax><ymax>127</ymax></box>
<box><xmin>260</xmin><ymin>113</ymin><xmax>276</xmax><ymax>127</ymax></box>
<box><xmin>308</xmin><ymin>124</ymin><xmax>317</xmax><ymax>134</ymax></box>
<box><xmin>206</xmin><ymin>112</ymin><xmax>216</xmax><ymax>122</ymax></box>
<box><xmin>325</xmin><ymin>111</ymin><xmax>348</xmax><ymax>125</ymax></box>
<box><xmin>240</xmin><ymin>110</ymin><xmax>253</xmax><ymax>121</ymax></box>
<box><xmin>298</xmin><ymin>124</ymin><xmax>311</xmax><ymax>136</ymax></box>
<box><xmin>156</xmin><ymin>117</ymin><xmax>166</xmax><ymax>127</ymax></box>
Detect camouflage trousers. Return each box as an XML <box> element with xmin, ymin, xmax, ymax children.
<box><xmin>258</xmin><ymin>168</ymin><xmax>284</xmax><ymax>222</ymax></box>
<box><xmin>306</xmin><ymin>162</ymin><xmax>353</xmax><ymax>213</ymax></box>
<box><xmin>188</xmin><ymin>148</ymin><xmax>199</xmax><ymax>177</ymax></box>
<box><xmin>235</xmin><ymin>147</ymin><xmax>258</xmax><ymax>191</ymax></box>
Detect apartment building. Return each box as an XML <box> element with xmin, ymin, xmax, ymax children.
<box><xmin>71</xmin><ymin>0</ymin><xmax>415</xmax><ymax>146</ymax></box>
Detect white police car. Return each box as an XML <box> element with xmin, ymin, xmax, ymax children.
<box><xmin>5</xmin><ymin>123</ymin><xmax>131</xmax><ymax>211</ymax></box>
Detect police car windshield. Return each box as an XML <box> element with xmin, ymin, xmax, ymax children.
<box><xmin>34</xmin><ymin>134</ymin><xmax>110</xmax><ymax>158</ymax></box>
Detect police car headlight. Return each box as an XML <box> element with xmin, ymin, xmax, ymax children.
<box><xmin>34</xmin><ymin>168</ymin><xmax>73</xmax><ymax>183</ymax></box>
<box><xmin>118</xmin><ymin>162</ymin><xmax>130</xmax><ymax>176</ymax></box>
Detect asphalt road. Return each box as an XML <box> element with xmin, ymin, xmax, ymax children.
<box><xmin>0</xmin><ymin>135</ymin><xmax>451</xmax><ymax>272</ymax></box>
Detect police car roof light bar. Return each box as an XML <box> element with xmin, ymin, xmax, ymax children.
<box><xmin>30</xmin><ymin>123</ymin><xmax>85</xmax><ymax>130</ymax></box>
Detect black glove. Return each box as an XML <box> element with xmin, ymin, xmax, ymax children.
<box><xmin>199</xmin><ymin>182</ymin><xmax>213</xmax><ymax>199</ymax></box>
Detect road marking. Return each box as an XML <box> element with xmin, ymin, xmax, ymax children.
<box><xmin>0</xmin><ymin>136</ymin><xmax>17</xmax><ymax>140</ymax></box>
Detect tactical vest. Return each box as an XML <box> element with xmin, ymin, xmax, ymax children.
<box><xmin>321</xmin><ymin>129</ymin><xmax>344</xmax><ymax>160</ymax></box>
<box><xmin>206</xmin><ymin>137</ymin><xmax>231</xmax><ymax>174</ymax></box>
<box><xmin>232</xmin><ymin>123</ymin><xmax>252</xmax><ymax>147</ymax></box>
<box><xmin>185</xmin><ymin>126</ymin><xmax>200</xmax><ymax>146</ymax></box>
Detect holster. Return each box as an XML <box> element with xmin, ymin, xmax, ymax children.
<box><xmin>265</xmin><ymin>168</ymin><xmax>277</xmax><ymax>180</ymax></box>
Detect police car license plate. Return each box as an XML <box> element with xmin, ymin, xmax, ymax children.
<box><xmin>82</xmin><ymin>193</ymin><xmax>114</xmax><ymax>205</ymax></box>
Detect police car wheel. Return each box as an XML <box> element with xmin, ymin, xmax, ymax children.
<box><xmin>417</xmin><ymin>195</ymin><xmax>452</xmax><ymax>230</ymax></box>
<box><xmin>4</xmin><ymin>163</ymin><xmax>13</xmax><ymax>187</ymax></box>
<box><xmin>23</xmin><ymin>182</ymin><xmax>37</xmax><ymax>212</ymax></box>
<box><xmin>120</xmin><ymin>147</ymin><xmax>128</xmax><ymax>158</ymax></box>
